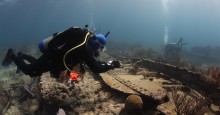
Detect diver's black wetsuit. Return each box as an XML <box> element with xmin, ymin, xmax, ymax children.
<box><xmin>10</xmin><ymin>27</ymin><xmax>114</xmax><ymax>77</ymax></box>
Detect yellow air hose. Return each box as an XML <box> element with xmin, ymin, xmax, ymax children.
<box><xmin>63</xmin><ymin>32</ymin><xmax>90</xmax><ymax>72</ymax></box>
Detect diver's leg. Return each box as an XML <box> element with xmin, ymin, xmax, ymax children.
<box><xmin>10</xmin><ymin>53</ymin><xmax>37</xmax><ymax>76</ymax></box>
<box><xmin>1</xmin><ymin>49</ymin><xmax>32</xmax><ymax>75</ymax></box>
<box><xmin>16</xmin><ymin>52</ymin><xmax>37</xmax><ymax>73</ymax></box>
<box><xmin>11</xmin><ymin>52</ymin><xmax>51</xmax><ymax>77</ymax></box>
<box><xmin>18</xmin><ymin>52</ymin><xmax>37</xmax><ymax>63</ymax></box>
<box><xmin>2</xmin><ymin>49</ymin><xmax>52</xmax><ymax>77</ymax></box>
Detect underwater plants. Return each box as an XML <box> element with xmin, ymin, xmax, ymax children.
<box><xmin>206</xmin><ymin>65</ymin><xmax>220</xmax><ymax>86</ymax></box>
<box><xmin>172</xmin><ymin>89</ymin><xmax>209</xmax><ymax>115</ymax></box>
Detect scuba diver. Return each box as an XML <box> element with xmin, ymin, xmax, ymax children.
<box><xmin>162</xmin><ymin>37</ymin><xmax>187</xmax><ymax>61</ymax></box>
<box><xmin>2</xmin><ymin>26</ymin><xmax>120</xmax><ymax>78</ymax></box>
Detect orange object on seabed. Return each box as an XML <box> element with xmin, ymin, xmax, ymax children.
<box><xmin>69</xmin><ymin>72</ymin><xmax>79</xmax><ymax>81</ymax></box>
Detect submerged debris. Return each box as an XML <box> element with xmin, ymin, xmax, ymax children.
<box><xmin>23</xmin><ymin>84</ymin><xmax>35</xmax><ymax>97</ymax></box>
<box><xmin>101</xmin><ymin>70</ymin><xmax>167</xmax><ymax>100</ymax></box>
<box><xmin>0</xmin><ymin>84</ymin><xmax>10</xmax><ymax>114</ymax></box>
<box><xmin>0</xmin><ymin>51</ymin><xmax>220</xmax><ymax>114</ymax></box>
<box><xmin>134</xmin><ymin>59</ymin><xmax>219</xmax><ymax>98</ymax></box>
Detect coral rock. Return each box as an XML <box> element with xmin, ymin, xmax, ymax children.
<box><xmin>40</xmin><ymin>73</ymin><xmax>73</xmax><ymax>105</ymax></box>
<box><xmin>124</xmin><ymin>95</ymin><xmax>143</xmax><ymax>114</ymax></box>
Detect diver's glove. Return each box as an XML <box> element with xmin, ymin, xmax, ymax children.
<box><xmin>108</xmin><ymin>60</ymin><xmax>121</xmax><ymax>69</ymax></box>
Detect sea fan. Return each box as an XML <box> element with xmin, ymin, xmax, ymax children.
<box><xmin>172</xmin><ymin>89</ymin><xmax>209</xmax><ymax>115</ymax></box>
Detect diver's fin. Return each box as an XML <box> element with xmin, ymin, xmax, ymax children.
<box><xmin>2</xmin><ymin>49</ymin><xmax>13</xmax><ymax>66</ymax></box>
<box><xmin>16</xmin><ymin>67</ymin><xmax>21</xmax><ymax>73</ymax></box>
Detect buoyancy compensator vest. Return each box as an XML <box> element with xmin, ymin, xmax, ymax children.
<box><xmin>38</xmin><ymin>27</ymin><xmax>89</xmax><ymax>53</ymax></box>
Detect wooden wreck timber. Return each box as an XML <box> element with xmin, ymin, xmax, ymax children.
<box><xmin>104</xmin><ymin>54</ymin><xmax>220</xmax><ymax>114</ymax></box>
<box><xmin>135</xmin><ymin>59</ymin><xmax>219</xmax><ymax>96</ymax></box>
<box><xmin>100</xmin><ymin>71</ymin><xmax>167</xmax><ymax>100</ymax></box>
<box><xmin>100</xmin><ymin>65</ymin><xmax>179</xmax><ymax>114</ymax></box>
<box><xmin>110</xmin><ymin>53</ymin><xmax>218</xmax><ymax>97</ymax></box>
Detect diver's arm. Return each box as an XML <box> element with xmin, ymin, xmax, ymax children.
<box><xmin>84</xmin><ymin>55</ymin><xmax>113</xmax><ymax>73</ymax></box>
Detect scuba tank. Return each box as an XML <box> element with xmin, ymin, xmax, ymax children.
<box><xmin>38</xmin><ymin>26</ymin><xmax>85</xmax><ymax>53</ymax></box>
<box><xmin>38</xmin><ymin>32</ymin><xmax>59</xmax><ymax>53</ymax></box>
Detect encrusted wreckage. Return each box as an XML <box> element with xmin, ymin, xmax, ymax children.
<box><xmin>112</xmin><ymin>54</ymin><xmax>220</xmax><ymax>96</ymax></box>
<box><xmin>135</xmin><ymin>59</ymin><xmax>219</xmax><ymax>96</ymax></box>
<box><xmin>99</xmin><ymin>54</ymin><xmax>220</xmax><ymax>114</ymax></box>
<box><xmin>100</xmin><ymin>71</ymin><xmax>167</xmax><ymax>100</ymax></box>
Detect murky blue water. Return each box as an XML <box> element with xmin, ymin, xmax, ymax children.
<box><xmin>0</xmin><ymin>0</ymin><xmax>220</xmax><ymax>49</ymax></box>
